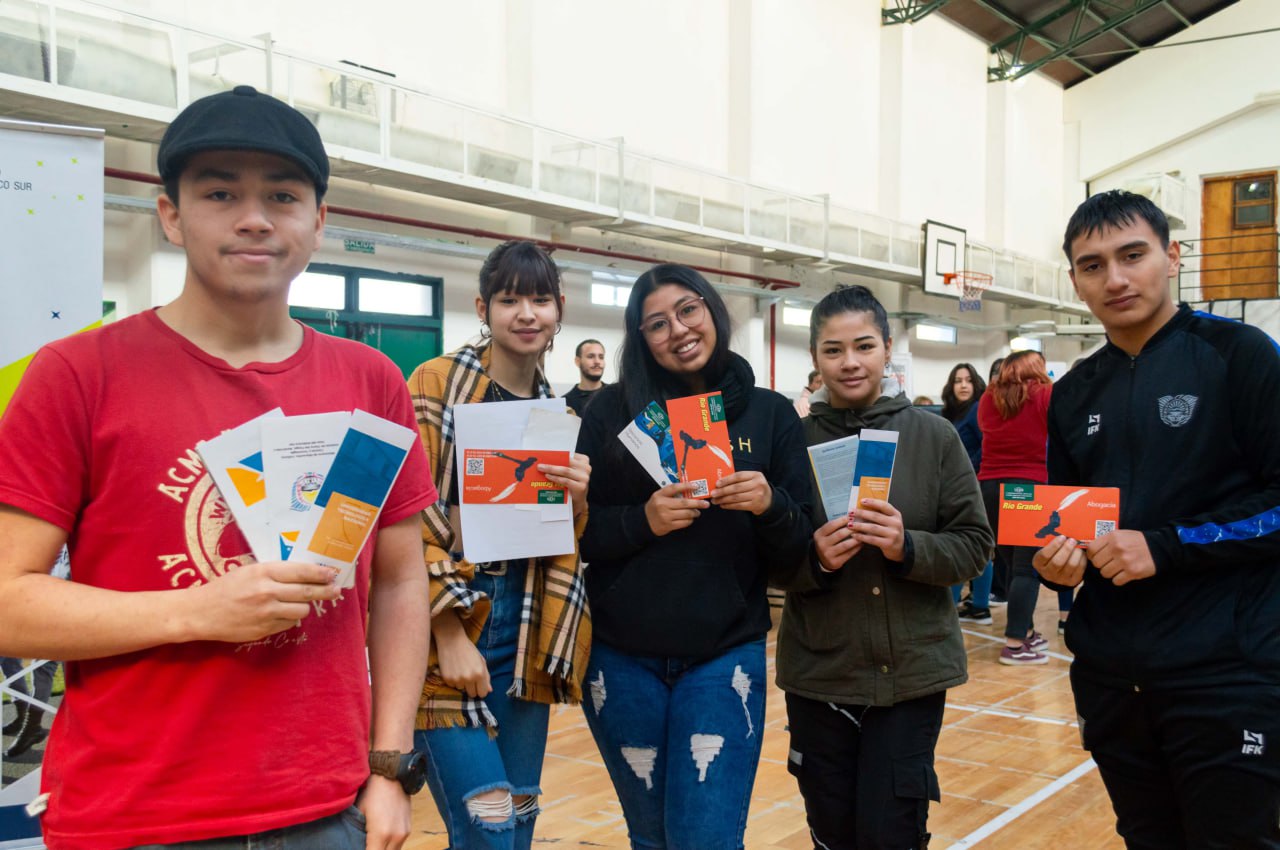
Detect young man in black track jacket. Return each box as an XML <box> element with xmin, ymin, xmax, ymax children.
<box><xmin>1036</xmin><ymin>190</ymin><xmax>1280</xmax><ymax>849</ymax></box>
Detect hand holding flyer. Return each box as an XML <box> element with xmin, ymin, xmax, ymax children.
<box><xmin>997</xmin><ymin>484</ymin><xmax>1120</xmax><ymax>547</ymax></box>
<box><xmin>667</xmin><ymin>391</ymin><xmax>735</xmax><ymax>499</ymax></box>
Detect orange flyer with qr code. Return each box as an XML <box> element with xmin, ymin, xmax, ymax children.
<box><xmin>666</xmin><ymin>392</ymin><xmax>735</xmax><ymax>499</ymax></box>
<box><xmin>996</xmin><ymin>483</ymin><xmax>1120</xmax><ymax>547</ymax></box>
<box><xmin>460</xmin><ymin>449</ymin><xmax>570</xmax><ymax>505</ymax></box>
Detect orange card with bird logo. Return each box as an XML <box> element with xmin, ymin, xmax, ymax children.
<box><xmin>460</xmin><ymin>449</ymin><xmax>570</xmax><ymax>505</ymax></box>
<box><xmin>666</xmin><ymin>392</ymin><xmax>735</xmax><ymax>499</ymax></box>
<box><xmin>997</xmin><ymin>483</ymin><xmax>1120</xmax><ymax>547</ymax></box>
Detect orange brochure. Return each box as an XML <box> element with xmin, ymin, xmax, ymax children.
<box><xmin>997</xmin><ymin>483</ymin><xmax>1120</xmax><ymax>547</ymax></box>
<box><xmin>460</xmin><ymin>449</ymin><xmax>570</xmax><ymax>505</ymax></box>
<box><xmin>667</xmin><ymin>392</ymin><xmax>735</xmax><ymax>499</ymax></box>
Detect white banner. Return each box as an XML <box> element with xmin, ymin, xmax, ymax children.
<box><xmin>0</xmin><ymin>118</ymin><xmax>104</xmax><ymax>416</ymax></box>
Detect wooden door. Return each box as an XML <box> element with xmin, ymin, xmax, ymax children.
<box><xmin>1201</xmin><ymin>171</ymin><xmax>1277</xmax><ymax>300</ymax></box>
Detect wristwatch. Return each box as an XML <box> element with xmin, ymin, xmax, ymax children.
<box><xmin>369</xmin><ymin>749</ymin><xmax>428</xmax><ymax>795</ymax></box>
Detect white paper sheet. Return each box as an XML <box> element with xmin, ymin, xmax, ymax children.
<box><xmin>521</xmin><ymin>407</ymin><xmax>581</xmax><ymax>521</ymax></box>
<box><xmin>454</xmin><ymin>399</ymin><xmax>576</xmax><ymax>563</ymax></box>
<box><xmin>261</xmin><ymin>412</ymin><xmax>350</xmax><ymax>561</ymax></box>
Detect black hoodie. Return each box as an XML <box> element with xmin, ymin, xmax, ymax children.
<box><xmin>576</xmin><ymin>353</ymin><xmax>814</xmax><ymax>659</ymax></box>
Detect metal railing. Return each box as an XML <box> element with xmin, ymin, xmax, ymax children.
<box><xmin>0</xmin><ymin>0</ymin><xmax>1082</xmax><ymax>306</ymax></box>
<box><xmin>1177</xmin><ymin>233</ymin><xmax>1280</xmax><ymax>303</ymax></box>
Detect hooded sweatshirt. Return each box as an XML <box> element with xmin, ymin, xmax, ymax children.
<box><xmin>576</xmin><ymin>353</ymin><xmax>814</xmax><ymax>660</ymax></box>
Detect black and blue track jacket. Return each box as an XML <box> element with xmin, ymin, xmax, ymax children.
<box><xmin>1047</xmin><ymin>304</ymin><xmax>1280</xmax><ymax>688</ymax></box>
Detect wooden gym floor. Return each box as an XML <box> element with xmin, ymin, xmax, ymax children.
<box><xmin>406</xmin><ymin>591</ymin><xmax>1124</xmax><ymax>849</ymax></box>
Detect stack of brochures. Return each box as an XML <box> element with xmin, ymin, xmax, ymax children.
<box><xmin>805</xmin><ymin>429</ymin><xmax>899</xmax><ymax>523</ymax></box>
<box><xmin>197</xmin><ymin>409</ymin><xmax>417</xmax><ymax>587</ymax></box>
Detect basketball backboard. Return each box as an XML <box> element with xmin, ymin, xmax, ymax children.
<box><xmin>922</xmin><ymin>221</ymin><xmax>966</xmax><ymax>298</ymax></box>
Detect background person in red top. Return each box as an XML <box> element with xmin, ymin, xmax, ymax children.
<box><xmin>0</xmin><ymin>87</ymin><xmax>435</xmax><ymax>849</ymax></box>
<box><xmin>978</xmin><ymin>351</ymin><xmax>1054</xmax><ymax>665</ymax></box>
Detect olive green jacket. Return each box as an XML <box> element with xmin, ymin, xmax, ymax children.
<box><xmin>776</xmin><ymin>391</ymin><xmax>993</xmax><ymax>706</ymax></box>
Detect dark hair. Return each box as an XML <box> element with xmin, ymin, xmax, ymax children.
<box><xmin>940</xmin><ymin>362</ymin><xmax>986</xmax><ymax>422</ymax></box>
<box><xmin>618</xmin><ymin>264</ymin><xmax>732</xmax><ymax>413</ymax></box>
<box><xmin>479</xmin><ymin>240</ymin><xmax>563</xmax><ymax>315</ymax></box>
<box><xmin>808</xmin><ymin>285</ymin><xmax>891</xmax><ymax>350</ymax></box>
<box><xmin>807</xmin><ymin>369</ymin><xmax>820</xmax><ymax>383</ymax></box>
<box><xmin>1062</xmin><ymin>190</ymin><xmax>1170</xmax><ymax>263</ymax></box>
<box><xmin>477</xmin><ymin>241</ymin><xmax>564</xmax><ymax>354</ymax></box>
<box><xmin>575</xmin><ymin>339</ymin><xmax>603</xmax><ymax>358</ymax></box>
<box><xmin>988</xmin><ymin>357</ymin><xmax>1004</xmax><ymax>384</ymax></box>
<box><xmin>990</xmin><ymin>350</ymin><xmax>1051</xmax><ymax>419</ymax></box>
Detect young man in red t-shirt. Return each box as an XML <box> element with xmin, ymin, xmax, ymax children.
<box><xmin>0</xmin><ymin>87</ymin><xmax>436</xmax><ymax>849</ymax></box>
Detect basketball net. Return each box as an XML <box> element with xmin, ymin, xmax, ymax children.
<box><xmin>943</xmin><ymin>271</ymin><xmax>993</xmax><ymax>312</ymax></box>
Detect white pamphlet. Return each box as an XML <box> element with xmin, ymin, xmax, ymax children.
<box><xmin>262</xmin><ymin>412</ymin><xmax>350</xmax><ymax>561</ymax></box>
<box><xmin>806</xmin><ymin>434</ymin><xmax>860</xmax><ymax>523</ymax></box>
<box><xmin>454</xmin><ymin>398</ymin><xmax>575</xmax><ymax>563</ymax></box>
<box><xmin>289</xmin><ymin>410</ymin><xmax>418</xmax><ymax>588</ymax></box>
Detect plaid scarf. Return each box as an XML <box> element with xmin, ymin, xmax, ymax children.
<box><xmin>409</xmin><ymin>342</ymin><xmax>591</xmax><ymax>730</ymax></box>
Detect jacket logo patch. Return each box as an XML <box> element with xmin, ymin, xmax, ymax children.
<box><xmin>1087</xmin><ymin>414</ymin><xmax>1101</xmax><ymax>436</ymax></box>
<box><xmin>1244</xmin><ymin>730</ymin><xmax>1266</xmax><ymax>756</ymax></box>
<box><xmin>1157</xmin><ymin>395</ymin><xmax>1198</xmax><ymax>428</ymax></box>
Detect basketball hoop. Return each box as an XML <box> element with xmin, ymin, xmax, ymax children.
<box><xmin>943</xmin><ymin>271</ymin><xmax>993</xmax><ymax>312</ymax></box>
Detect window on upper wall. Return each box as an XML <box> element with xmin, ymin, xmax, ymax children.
<box><xmin>591</xmin><ymin>282</ymin><xmax>632</xmax><ymax>307</ymax></box>
<box><xmin>1233</xmin><ymin>176</ymin><xmax>1275</xmax><ymax>229</ymax></box>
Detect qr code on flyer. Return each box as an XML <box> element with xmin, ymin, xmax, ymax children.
<box><xmin>465</xmin><ymin>457</ymin><xmax>485</xmax><ymax>476</ymax></box>
<box><xmin>1095</xmin><ymin>520</ymin><xmax>1116</xmax><ymax>538</ymax></box>
<box><xmin>689</xmin><ymin>479</ymin><xmax>710</xmax><ymax>498</ymax></box>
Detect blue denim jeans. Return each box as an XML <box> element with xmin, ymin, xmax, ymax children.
<box><xmin>127</xmin><ymin>807</ymin><xmax>365</xmax><ymax>848</ymax></box>
<box><xmin>951</xmin><ymin>560</ymin><xmax>993</xmax><ymax>608</ymax></box>
<box><xmin>416</xmin><ymin>560</ymin><xmax>550</xmax><ymax>850</ymax></box>
<box><xmin>583</xmin><ymin>638</ymin><xmax>767</xmax><ymax>850</ymax></box>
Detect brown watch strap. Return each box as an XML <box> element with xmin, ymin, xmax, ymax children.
<box><xmin>369</xmin><ymin>749</ymin><xmax>403</xmax><ymax>780</ymax></box>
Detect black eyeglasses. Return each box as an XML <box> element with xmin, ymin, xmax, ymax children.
<box><xmin>638</xmin><ymin>297</ymin><xmax>707</xmax><ymax>342</ymax></box>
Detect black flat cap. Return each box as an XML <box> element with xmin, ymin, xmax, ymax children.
<box><xmin>158</xmin><ymin>85</ymin><xmax>329</xmax><ymax>196</ymax></box>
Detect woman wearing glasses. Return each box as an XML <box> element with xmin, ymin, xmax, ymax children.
<box><xmin>575</xmin><ymin>264</ymin><xmax>813</xmax><ymax>849</ymax></box>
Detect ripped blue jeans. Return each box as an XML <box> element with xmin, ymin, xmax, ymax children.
<box><xmin>416</xmin><ymin>560</ymin><xmax>549</xmax><ymax>850</ymax></box>
<box><xmin>583</xmin><ymin>638</ymin><xmax>767</xmax><ymax>850</ymax></box>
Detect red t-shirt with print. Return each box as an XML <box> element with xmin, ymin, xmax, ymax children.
<box><xmin>0</xmin><ymin>311</ymin><xmax>436</xmax><ymax>849</ymax></box>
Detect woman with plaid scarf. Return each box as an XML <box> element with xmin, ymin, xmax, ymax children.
<box><xmin>407</xmin><ymin>241</ymin><xmax>592</xmax><ymax>850</ymax></box>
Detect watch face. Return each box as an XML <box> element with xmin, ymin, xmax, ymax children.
<box><xmin>399</xmin><ymin>751</ymin><xmax>428</xmax><ymax>795</ymax></box>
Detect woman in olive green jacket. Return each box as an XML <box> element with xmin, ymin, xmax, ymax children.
<box><xmin>777</xmin><ymin>285</ymin><xmax>992</xmax><ymax>850</ymax></box>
